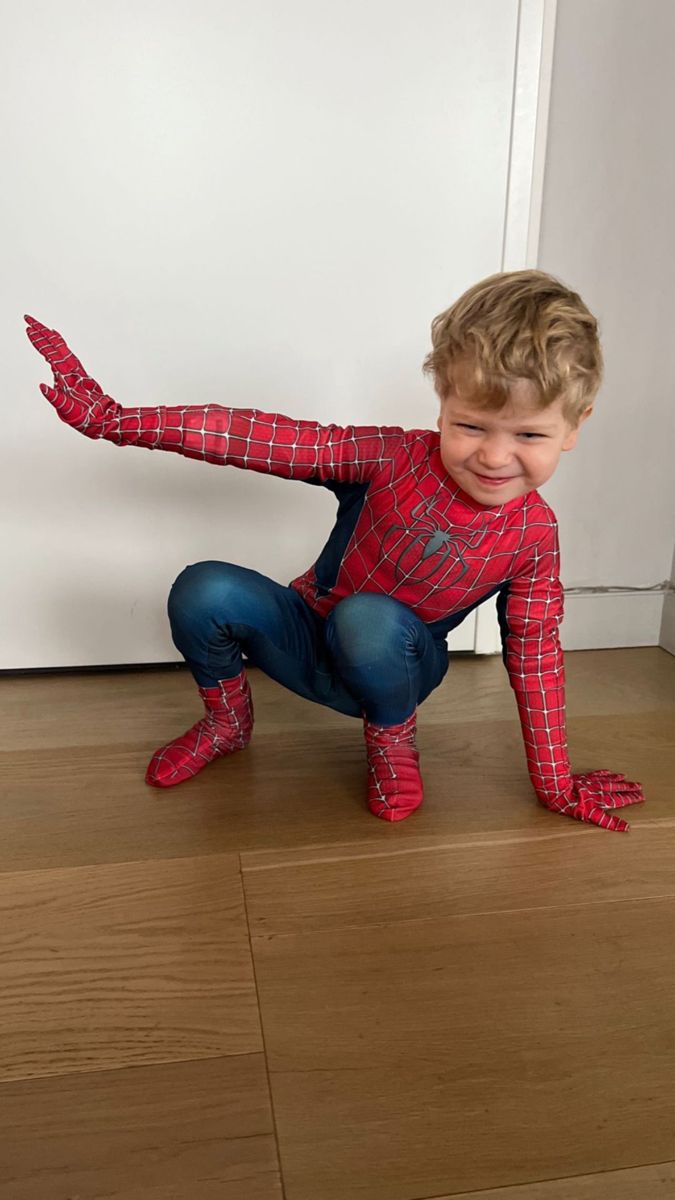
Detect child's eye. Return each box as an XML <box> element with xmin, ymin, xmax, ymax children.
<box><xmin>457</xmin><ymin>423</ymin><xmax>542</xmax><ymax>439</ymax></box>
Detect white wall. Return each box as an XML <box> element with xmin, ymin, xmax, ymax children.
<box><xmin>536</xmin><ymin>0</ymin><xmax>675</xmax><ymax>649</ymax></box>
<box><xmin>1</xmin><ymin>0</ymin><xmax>522</xmax><ymax>669</ymax></box>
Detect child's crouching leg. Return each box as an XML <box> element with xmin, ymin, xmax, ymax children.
<box><xmin>147</xmin><ymin>560</ymin><xmax>323</xmax><ymax>788</ymax></box>
<box><xmin>146</xmin><ymin>560</ymin><xmax>257</xmax><ymax>787</ymax></box>
<box><xmin>326</xmin><ymin>593</ymin><xmax>446</xmax><ymax>821</ymax></box>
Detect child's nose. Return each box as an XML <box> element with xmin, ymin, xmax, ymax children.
<box><xmin>475</xmin><ymin>433</ymin><xmax>513</xmax><ymax>470</ymax></box>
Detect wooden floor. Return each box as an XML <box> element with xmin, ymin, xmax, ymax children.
<box><xmin>1</xmin><ymin>647</ymin><xmax>674</xmax><ymax>1200</ymax></box>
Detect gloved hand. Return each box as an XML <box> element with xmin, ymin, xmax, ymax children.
<box><xmin>539</xmin><ymin>769</ymin><xmax>645</xmax><ymax>832</ymax></box>
<box><xmin>25</xmin><ymin>315</ymin><xmax>121</xmax><ymax>439</ymax></box>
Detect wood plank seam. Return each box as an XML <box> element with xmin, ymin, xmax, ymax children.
<box><xmin>239</xmin><ymin>851</ymin><xmax>289</xmax><ymax>1200</ymax></box>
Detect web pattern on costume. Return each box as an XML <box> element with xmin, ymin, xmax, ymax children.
<box><xmin>107</xmin><ymin>402</ymin><xmax>572</xmax><ymax>806</ymax></box>
<box><xmin>23</xmin><ymin>324</ymin><xmax>638</xmax><ymax>835</ymax></box>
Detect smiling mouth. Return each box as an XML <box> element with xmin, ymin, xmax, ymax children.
<box><xmin>474</xmin><ymin>472</ymin><xmax>515</xmax><ymax>482</ymax></box>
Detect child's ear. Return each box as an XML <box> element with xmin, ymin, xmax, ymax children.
<box><xmin>562</xmin><ymin>406</ymin><xmax>593</xmax><ymax>451</ymax></box>
<box><xmin>436</xmin><ymin>401</ymin><xmax>446</xmax><ymax>432</ymax></box>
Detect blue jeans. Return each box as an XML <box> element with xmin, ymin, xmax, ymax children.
<box><xmin>167</xmin><ymin>561</ymin><xmax>449</xmax><ymax>725</ymax></box>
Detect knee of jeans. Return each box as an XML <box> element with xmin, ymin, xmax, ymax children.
<box><xmin>328</xmin><ymin>593</ymin><xmax>418</xmax><ymax>662</ymax></box>
<box><xmin>168</xmin><ymin>561</ymin><xmax>237</xmax><ymax>624</ymax></box>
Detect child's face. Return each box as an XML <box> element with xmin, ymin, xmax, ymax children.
<box><xmin>437</xmin><ymin>375</ymin><xmax>592</xmax><ymax>504</ymax></box>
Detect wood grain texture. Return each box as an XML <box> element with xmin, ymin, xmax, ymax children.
<box><xmin>0</xmin><ymin>649</ymin><xmax>673</xmax><ymax>1200</ymax></box>
<box><xmin>247</xmin><ymin>849</ymin><xmax>675</xmax><ymax>1199</ymax></box>
<box><xmin>242</xmin><ymin>822</ymin><xmax>675</xmax><ymax>936</ymax></box>
<box><xmin>1</xmin><ymin>665</ymin><xmax>672</xmax><ymax>873</ymax></box>
<box><xmin>0</xmin><ymin>855</ymin><xmax>262</xmax><ymax>1082</ymax></box>
<box><xmin>433</xmin><ymin>1160</ymin><xmax>675</xmax><ymax>1197</ymax></box>
<box><xmin>0</xmin><ymin>1055</ymin><xmax>282</xmax><ymax>1200</ymax></box>
<box><xmin>2</xmin><ymin>649</ymin><xmax>672</xmax><ymax>753</ymax></box>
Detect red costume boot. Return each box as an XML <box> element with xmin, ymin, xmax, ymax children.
<box><xmin>146</xmin><ymin>671</ymin><xmax>253</xmax><ymax>787</ymax></box>
<box><xmin>363</xmin><ymin>711</ymin><xmax>423</xmax><ymax>821</ymax></box>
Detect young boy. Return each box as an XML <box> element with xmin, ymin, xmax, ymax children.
<box><xmin>25</xmin><ymin>269</ymin><xmax>645</xmax><ymax>831</ymax></box>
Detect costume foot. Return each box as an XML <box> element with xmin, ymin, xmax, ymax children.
<box><xmin>363</xmin><ymin>711</ymin><xmax>423</xmax><ymax>821</ymax></box>
<box><xmin>146</xmin><ymin>673</ymin><xmax>253</xmax><ymax>788</ymax></box>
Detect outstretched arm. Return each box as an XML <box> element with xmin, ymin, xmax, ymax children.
<box><xmin>497</xmin><ymin>525</ymin><xmax>645</xmax><ymax>832</ymax></box>
<box><xmin>25</xmin><ymin>316</ymin><xmax>401</xmax><ymax>485</ymax></box>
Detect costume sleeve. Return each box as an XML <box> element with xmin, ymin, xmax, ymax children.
<box><xmin>106</xmin><ymin>404</ymin><xmax>401</xmax><ymax>484</ymax></box>
<box><xmin>496</xmin><ymin>521</ymin><xmax>573</xmax><ymax>804</ymax></box>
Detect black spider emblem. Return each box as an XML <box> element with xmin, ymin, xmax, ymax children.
<box><xmin>384</xmin><ymin>498</ymin><xmax>487</xmax><ymax>583</ymax></box>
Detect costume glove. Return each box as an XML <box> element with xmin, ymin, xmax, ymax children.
<box><xmin>25</xmin><ymin>315</ymin><xmax>123</xmax><ymax>439</ymax></box>
<box><xmin>538</xmin><ymin>769</ymin><xmax>644</xmax><ymax>832</ymax></box>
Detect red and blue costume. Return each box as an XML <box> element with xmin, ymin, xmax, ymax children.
<box><xmin>24</xmin><ymin>315</ymin><xmax>645</xmax><ymax>830</ymax></box>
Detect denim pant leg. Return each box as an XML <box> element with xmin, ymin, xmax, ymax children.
<box><xmin>324</xmin><ymin>593</ymin><xmax>449</xmax><ymax>725</ymax></box>
<box><xmin>166</xmin><ymin>561</ymin><xmax>363</xmax><ymax>716</ymax></box>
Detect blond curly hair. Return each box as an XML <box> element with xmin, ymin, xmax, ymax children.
<box><xmin>422</xmin><ymin>269</ymin><xmax>603</xmax><ymax>428</ymax></box>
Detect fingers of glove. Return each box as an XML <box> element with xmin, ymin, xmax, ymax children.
<box><xmin>25</xmin><ymin>316</ymin><xmax>61</xmax><ymax>361</ymax></box>
<box><xmin>602</xmin><ymin>784</ymin><xmax>644</xmax><ymax>809</ymax></box>
<box><xmin>575</xmin><ymin>774</ymin><xmax>645</xmax><ymax>807</ymax></box>
<box><xmin>41</xmin><ymin>379</ymin><xmax>87</xmax><ymax>425</ymax></box>
<box><xmin>575</xmin><ymin>770</ymin><xmax>627</xmax><ymax>785</ymax></box>
<box><xmin>546</xmin><ymin>794</ymin><xmax>631</xmax><ymax>832</ymax></box>
<box><xmin>25</xmin><ymin>316</ymin><xmax>87</xmax><ymax>378</ymax></box>
<box><xmin>573</xmin><ymin>787</ymin><xmax>640</xmax><ymax>828</ymax></box>
<box><xmin>564</xmin><ymin>797</ymin><xmax>630</xmax><ymax>832</ymax></box>
<box><xmin>579</xmin><ymin>804</ymin><xmax>630</xmax><ymax>833</ymax></box>
<box><xmin>39</xmin><ymin>382</ymin><xmax>58</xmax><ymax>404</ymax></box>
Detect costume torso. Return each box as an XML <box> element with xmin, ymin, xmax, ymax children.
<box><xmin>286</xmin><ymin>429</ymin><xmax>558</xmax><ymax>639</ymax></box>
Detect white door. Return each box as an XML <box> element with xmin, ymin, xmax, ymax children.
<box><xmin>1</xmin><ymin>0</ymin><xmax>554</xmax><ymax>668</ymax></box>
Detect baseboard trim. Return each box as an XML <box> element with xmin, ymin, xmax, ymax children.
<box><xmin>0</xmin><ymin>661</ymin><xmax>188</xmax><ymax>678</ymax></box>
<box><xmin>2</xmin><ymin>591</ymin><xmax>672</xmax><ymax>676</ymax></box>
<box><xmin>476</xmin><ymin>587</ymin><xmax>671</xmax><ymax>654</ymax></box>
<box><xmin>562</xmin><ymin>590</ymin><xmax>668</xmax><ymax>651</ymax></box>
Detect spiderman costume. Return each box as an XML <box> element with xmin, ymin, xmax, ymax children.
<box><xmin>25</xmin><ymin>315</ymin><xmax>646</xmax><ymax>830</ymax></box>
